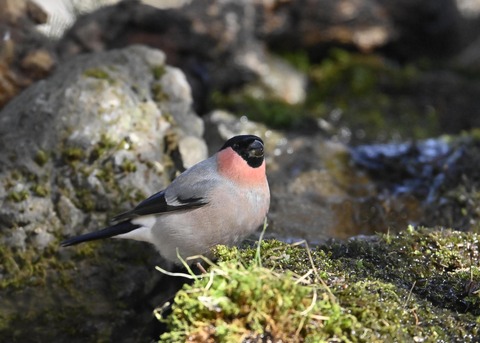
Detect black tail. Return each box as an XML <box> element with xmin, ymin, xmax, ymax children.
<box><xmin>61</xmin><ymin>221</ymin><xmax>141</xmax><ymax>247</ymax></box>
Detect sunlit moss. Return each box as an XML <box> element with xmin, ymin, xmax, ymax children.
<box><xmin>152</xmin><ymin>65</ymin><xmax>166</xmax><ymax>80</ymax></box>
<box><xmin>152</xmin><ymin>83</ymin><xmax>170</xmax><ymax>102</ymax></box>
<box><xmin>95</xmin><ymin>162</ymin><xmax>116</xmax><ymax>184</ymax></box>
<box><xmin>210</xmin><ymin>91</ymin><xmax>305</xmax><ymax>128</ymax></box>
<box><xmin>31</xmin><ymin>184</ymin><xmax>49</xmax><ymax>197</ymax></box>
<box><xmin>83</xmin><ymin>68</ymin><xmax>112</xmax><ymax>82</ymax></box>
<box><xmin>73</xmin><ymin>187</ymin><xmax>95</xmax><ymax>212</ymax></box>
<box><xmin>34</xmin><ymin>150</ymin><xmax>49</xmax><ymax>166</ymax></box>
<box><xmin>120</xmin><ymin>159</ymin><xmax>137</xmax><ymax>173</ymax></box>
<box><xmin>90</xmin><ymin>134</ymin><xmax>117</xmax><ymax>161</ymax></box>
<box><xmin>159</xmin><ymin>227</ymin><xmax>479</xmax><ymax>341</ymax></box>
<box><xmin>62</xmin><ymin>147</ymin><xmax>85</xmax><ymax>163</ymax></box>
<box><xmin>159</xmin><ymin>260</ymin><xmax>354</xmax><ymax>342</ymax></box>
<box><xmin>0</xmin><ymin>243</ymin><xmax>75</xmax><ymax>290</ymax></box>
<box><xmin>7</xmin><ymin>189</ymin><xmax>29</xmax><ymax>202</ymax></box>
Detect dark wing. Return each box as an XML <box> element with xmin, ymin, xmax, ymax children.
<box><xmin>112</xmin><ymin>157</ymin><xmax>218</xmax><ymax>222</ymax></box>
<box><xmin>111</xmin><ymin>189</ymin><xmax>208</xmax><ymax>222</ymax></box>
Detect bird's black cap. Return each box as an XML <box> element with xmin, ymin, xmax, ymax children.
<box><xmin>220</xmin><ymin>135</ymin><xmax>265</xmax><ymax>168</ymax></box>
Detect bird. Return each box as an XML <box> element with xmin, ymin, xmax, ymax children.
<box><xmin>61</xmin><ymin>134</ymin><xmax>270</xmax><ymax>264</ymax></box>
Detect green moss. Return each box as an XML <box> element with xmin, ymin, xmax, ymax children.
<box><xmin>95</xmin><ymin>162</ymin><xmax>115</xmax><ymax>184</ymax></box>
<box><xmin>59</xmin><ymin>140</ymin><xmax>113</xmax><ymax>212</ymax></box>
<box><xmin>278</xmin><ymin>51</ymin><xmax>311</xmax><ymax>73</ymax></box>
<box><xmin>162</xmin><ymin>112</ymin><xmax>175</xmax><ymax>125</ymax></box>
<box><xmin>31</xmin><ymin>184</ymin><xmax>49</xmax><ymax>197</ymax></box>
<box><xmin>59</xmin><ymin>134</ymin><xmax>153</xmax><ymax>215</ymax></box>
<box><xmin>10</xmin><ymin>170</ymin><xmax>21</xmax><ymax>180</ymax></box>
<box><xmin>0</xmin><ymin>243</ymin><xmax>75</xmax><ymax>290</ymax></box>
<box><xmin>152</xmin><ymin>65</ymin><xmax>166</xmax><ymax>80</ymax></box>
<box><xmin>152</xmin><ymin>83</ymin><xmax>170</xmax><ymax>102</ymax></box>
<box><xmin>62</xmin><ymin>147</ymin><xmax>85</xmax><ymax>163</ymax></box>
<box><xmin>7</xmin><ymin>189</ymin><xmax>29</xmax><ymax>202</ymax></box>
<box><xmin>120</xmin><ymin>159</ymin><xmax>137</xmax><ymax>173</ymax></box>
<box><xmin>90</xmin><ymin>134</ymin><xmax>117</xmax><ymax>161</ymax></box>
<box><xmin>328</xmin><ymin>226</ymin><xmax>480</xmax><ymax>315</ymax></box>
<box><xmin>306</xmin><ymin>49</ymin><xmax>440</xmax><ymax>142</ymax></box>
<box><xmin>4</xmin><ymin>169</ymin><xmax>51</xmax><ymax>200</ymax></box>
<box><xmin>83</xmin><ymin>68</ymin><xmax>112</xmax><ymax>81</ymax></box>
<box><xmin>160</xmin><ymin>227</ymin><xmax>479</xmax><ymax>341</ymax></box>
<box><xmin>159</xmin><ymin>260</ymin><xmax>354</xmax><ymax>342</ymax></box>
<box><xmin>210</xmin><ymin>91</ymin><xmax>304</xmax><ymax>128</ymax></box>
<box><xmin>34</xmin><ymin>150</ymin><xmax>49</xmax><ymax>166</ymax></box>
<box><xmin>0</xmin><ymin>238</ymin><xmax>137</xmax><ymax>342</ymax></box>
<box><xmin>73</xmin><ymin>187</ymin><xmax>95</xmax><ymax>212</ymax></box>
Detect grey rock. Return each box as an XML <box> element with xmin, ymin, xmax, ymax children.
<box><xmin>32</xmin><ymin>230</ymin><xmax>55</xmax><ymax>250</ymax></box>
<box><xmin>3</xmin><ymin>226</ymin><xmax>27</xmax><ymax>250</ymax></box>
<box><xmin>178</xmin><ymin>135</ymin><xmax>208</xmax><ymax>169</ymax></box>
<box><xmin>0</xmin><ymin>45</ymin><xmax>206</xmax><ymax>248</ymax></box>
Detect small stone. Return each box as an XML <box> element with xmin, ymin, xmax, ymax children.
<box><xmin>32</xmin><ymin>230</ymin><xmax>55</xmax><ymax>250</ymax></box>
<box><xmin>178</xmin><ymin>135</ymin><xmax>208</xmax><ymax>169</ymax></box>
<box><xmin>56</xmin><ymin>195</ymin><xmax>85</xmax><ymax>234</ymax></box>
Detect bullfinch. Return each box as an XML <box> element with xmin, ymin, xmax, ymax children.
<box><xmin>61</xmin><ymin>135</ymin><xmax>270</xmax><ymax>264</ymax></box>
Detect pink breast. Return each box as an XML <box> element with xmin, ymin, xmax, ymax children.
<box><xmin>216</xmin><ymin>147</ymin><xmax>267</xmax><ymax>186</ymax></box>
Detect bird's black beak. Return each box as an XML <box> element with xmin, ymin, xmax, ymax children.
<box><xmin>248</xmin><ymin>140</ymin><xmax>264</xmax><ymax>158</ymax></box>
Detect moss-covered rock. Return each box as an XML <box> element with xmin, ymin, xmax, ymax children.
<box><xmin>159</xmin><ymin>227</ymin><xmax>479</xmax><ymax>342</ymax></box>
